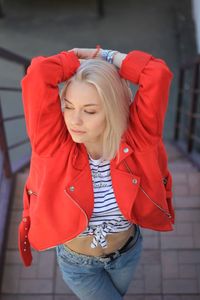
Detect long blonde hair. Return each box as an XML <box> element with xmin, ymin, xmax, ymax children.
<box><xmin>60</xmin><ymin>59</ymin><xmax>132</xmax><ymax>160</ymax></box>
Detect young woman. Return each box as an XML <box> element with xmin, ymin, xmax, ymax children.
<box><xmin>18</xmin><ymin>46</ymin><xmax>175</xmax><ymax>300</ymax></box>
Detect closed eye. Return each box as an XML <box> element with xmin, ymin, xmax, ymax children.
<box><xmin>85</xmin><ymin>111</ymin><xmax>96</xmax><ymax>114</ymax></box>
<box><xmin>64</xmin><ymin>106</ymin><xmax>96</xmax><ymax>114</ymax></box>
<box><xmin>64</xmin><ymin>106</ymin><xmax>73</xmax><ymax>110</ymax></box>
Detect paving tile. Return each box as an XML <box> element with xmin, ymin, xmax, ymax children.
<box><xmin>133</xmin><ymin>264</ymin><xmax>144</xmax><ymax>280</ymax></box>
<box><xmin>192</xmin><ymin>223</ymin><xmax>200</xmax><ymax>248</ymax></box>
<box><xmin>141</xmin><ymin>228</ymin><xmax>160</xmax><ymax>237</ymax></box>
<box><xmin>161</xmin><ymin>235</ymin><xmax>194</xmax><ymax>249</ymax></box>
<box><xmin>124</xmin><ymin>296</ymin><xmax>145</xmax><ymax>300</ymax></box>
<box><xmin>162</xmin><ymin>251</ymin><xmax>179</xmax><ymax>278</ymax></box>
<box><xmin>196</xmin><ymin>264</ymin><xmax>200</xmax><ymax>293</ymax></box>
<box><xmin>18</xmin><ymin>279</ymin><xmax>53</xmax><ymax>294</ymax></box>
<box><xmin>1</xmin><ymin>265</ymin><xmax>21</xmax><ymax>293</ymax></box>
<box><xmin>127</xmin><ymin>279</ymin><xmax>145</xmax><ymax>294</ymax></box>
<box><xmin>144</xmin><ymin>297</ymin><xmax>162</xmax><ymax>300</ymax></box>
<box><xmin>172</xmin><ymin>173</ymin><xmax>188</xmax><ymax>184</ymax></box>
<box><xmin>172</xmin><ymin>223</ymin><xmax>193</xmax><ymax>235</ymax></box>
<box><xmin>188</xmin><ymin>173</ymin><xmax>200</xmax><ymax>196</ymax></box>
<box><xmin>17</xmin><ymin>296</ymin><xmax>53</xmax><ymax>300</ymax></box>
<box><xmin>4</xmin><ymin>250</ymin><xmax>22</xmax><ymax>264</ymax></box>
<box><xmin>20</xmin><ymin>264</ymin><xmax>38</xmax><ymax>279</ymax></box>
<box><xmin>169</xmin><ymin>162</ymin><xmax>196</xmax><ymax>172</ymax></box>
<box><xmin>160</xmin><ymin>222</ymin><xmax>193</xmax><ymax>241</ymax></box>
<box><xmin>178</xmin><ymin>250</ymin><xmax>200</xmax><ymax>264</ymax></box>
<box><xmin>163</xmin><ymin>296</ymin><xmax>182</xmax><ymax>300</ymax></box>
<box><xmin>173</xmin><ymin>185</ymin><xmax>190</xmax><ymax>196</ymax></box>
<box><xmin>144</xmin><ymin>264</ymin><xmax>162</xmax><ymax>293</ymax></box>
<box><xmin>9</xmin><ymin>211</ymin><xmax>23</xmax><ymax>223</ymax></box>
<box><xmin>1</xmin><ymin>296</ymin><xmax>54</xmax><ymax>300</ymax></box>
<box><xmin>11</xmin><ymin>194</ymin><xmax>23</xmax><ymax>210</ymax></box>
<box><xmin>143</xmin><ymin>235</ymin><xmax>160</xmax><ymax>249</ymax></box>
<box><xmin>7</xmin><ymin>222</ymin><xmax>19</xmax><ymax>249</ymax></box>
<box><xmin>176</xmin><ymin>210</ymin><xmax>200</xmax><ymax>223</ymax></box>
<box><xmin>174</xmin><ymin>196</ymin><xmax>200</xmax><ymax>208</ymax></box>
<box><xmin>140</xmin><ymin>250</ymin><xmax>161</xmax><ymax>264</ymax></box>
<box><xmin>179</xmin><ymin>264</ymin><xmax>197</xmax><ymax>278</ymax></box>
<box><xmin>54</xmin><ymin>296</ymin><xmax>78</xmax><ymax>300</ymax></box>
<box><xmin>12</xmin><ymin>184</ymin><xmax>26</xmax><ymax>205</ymax></box>
<box><xmin>0</xmin><ymin>296</ymin><xmax>17</xmax><ymax>300</ymax></box>
<box><xmin>162</xmin><ymin>297</ymin><xmax>200</xmax><ymax>300</ymax></box>
<box><xmin>30</xmin><ymin>250</ymin><xmax>39</xmax><ymax>265</ymax></box>
<box><xmin>163</xmin><ymin>279</ymin><xmax>198</xmax><ymax>293</ymax></box>
<box><xmin>181</xmin><ymin>296</ymin><xmax>200</xmax><ymax>300</ymax></box>
<box><xmin>37</xmin><ymin>250</ymin><xmax>55</xmax><ymax>278</ymax></box>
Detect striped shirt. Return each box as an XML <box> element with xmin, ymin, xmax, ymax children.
<box><xmin>78</xmin><ymin>155</ymin><xmax>133</xmax><ymax>248</ymax></box>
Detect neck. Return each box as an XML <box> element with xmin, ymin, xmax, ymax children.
<box><xmin>84</xmin><ymin>142</ymin><xmax>103</xmax><ymax>160</ymax></box>
<box><xmin>88</xmin><ymin>152</ymin><xmax>102</xmax><ymax>160</ymax></box>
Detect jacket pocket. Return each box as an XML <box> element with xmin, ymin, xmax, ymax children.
<box><xmin>139</xmin><ymin>184</ymin><xmax>172</xmax><ymax>219</ymax></box>
<box><xmin>138</xmin><ymin>170</ymin><xmax>174</xmax><ymax>222</ymax></box>
<box><xmin>123</xmin><ymin>160</ymin><xmax>173</xmax><ymax>220</ymax></box>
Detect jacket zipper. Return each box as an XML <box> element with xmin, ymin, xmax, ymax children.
<box><xmin>123</xmin><ymin>161</ymin><xmax>172</xmax><ymax>219</ymax></box>
<box><xmin>138</xmin><ymin>184</ymin><xmax>172</xmax><ymax>219</ymax></box>
<box><xmin>27</xmin><ymin>190</ymin><xmax>38</xmax><ymax>197</ymax></box>
<box><xmin>64</xmin><ymin>188</ymin><xmax>89</xmax><ymax>225</ymax></box>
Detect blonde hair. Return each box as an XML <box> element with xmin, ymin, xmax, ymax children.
<box><xmin>60</xmin><ymin>59</ymin><xmax>132</xmax><ymax>161</ymax></box>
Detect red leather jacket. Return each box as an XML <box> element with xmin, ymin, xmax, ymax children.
<box><xmin>18</xmin><ymin>50</ymin><xmax>174</xmax><ymax>267</ymax></box>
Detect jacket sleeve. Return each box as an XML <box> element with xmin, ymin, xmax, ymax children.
<box><xmin>119</xmin><ymin>50</ymin><xmax>173</xmax><ymax>150</ymax></box>
<box><xmin>21</xmin><ymin>51</ymin><xmax>80</xmax><ymax>156</ymax></box>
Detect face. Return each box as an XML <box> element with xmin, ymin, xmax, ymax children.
<box><xmin>63</xmin><ymin>80</ymin><xmax>106</xmax><ymax>151</ymax></box>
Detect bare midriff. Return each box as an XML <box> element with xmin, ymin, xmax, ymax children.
<box><xmin>63</xmin><ymin>225</ymin><xmax>135</xmax><ymax>256</ymax></box>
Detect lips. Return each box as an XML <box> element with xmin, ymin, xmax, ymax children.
<box><xmin>70</xmin><ymin>128</ymin><xmax>86</xmax><ymax>133</ymax></box>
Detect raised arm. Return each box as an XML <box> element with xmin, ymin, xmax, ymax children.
<box><xmin>115</xmin><ymin>50</ymin><xmax>173</xmax><ymax>149</ymax></box>
<box><xmin>21</xmin><ymin>51</ymin><xmax>80</xmax><ymax>157</ymax></box>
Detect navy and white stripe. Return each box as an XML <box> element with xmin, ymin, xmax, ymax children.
<box><xmin>78</xmin><ymin>155</ymin><xmax>133</xmax><ymax>248</ymax></box>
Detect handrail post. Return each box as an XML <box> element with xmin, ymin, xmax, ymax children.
<box><xmin>0</xmin><ymin>98</ymin><xmax>12</xmax><ymax>177</ymax></box>
<box><xmin>0</xmin><ymin>0</ymin><xmax>5</xmax><ymax>18</ymax></box>
<box><xmin>97</xmin><ymin>0</ymin><xmax>104</xmax><ymax>18</ymax></box>
<box><xmin>187</xmin><ymin>64</ymin><xmax>199</xmax><ymax>153</ymax></box>
<box><xmin>174</xmin><ymin>68</ymin><xmax>184</xmax><ymax>140</ymax></box>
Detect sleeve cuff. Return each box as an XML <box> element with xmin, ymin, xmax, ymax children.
<box><xmin>119</xmin><ymin>50</ymin><xmax>152</xmax><ymax>84</ymax></box>
<box><xmin>59</xmin><ymin>51</ymin><xmax>80</xmax><ymax>81</ymax></box>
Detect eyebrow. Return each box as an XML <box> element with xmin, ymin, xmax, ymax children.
<box><xmin>64</xmin><ymin>98</ymin><xmax>99</xmax><ymax>107</ymax></box>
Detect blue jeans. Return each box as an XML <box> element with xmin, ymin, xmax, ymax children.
<box><xmin>56</xmin><ymin>225</ymin><xmax>143</xmax><ymax>300</ymax></box>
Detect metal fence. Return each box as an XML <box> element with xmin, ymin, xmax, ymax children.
<box><xmin>0</xmin><ymin>47</ymin><xmax>30</xmax><ymax>280</ymax></box>
<box><xmin>174</xmin><ymin>55</ymin><xmax>200</xmax><ymax>170</ymax></box>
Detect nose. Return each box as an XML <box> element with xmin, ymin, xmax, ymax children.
<box><xmin>70</xmin><ymin>111</ymin><xmax>83</xmax><ymax>126</ymax></box>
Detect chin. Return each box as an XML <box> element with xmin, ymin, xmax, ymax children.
<box><xmin>71</xmin><ymin>135</ymin><xmax>84</xmax><ymax>143</ymax></box>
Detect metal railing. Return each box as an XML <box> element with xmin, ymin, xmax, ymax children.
<box><xmin>0</xmin><ymin>47</ymin><xmax>30</xmax><ymax>176</ymax></box>
<box><xmin>174</xmin><ymin>55</ymin><xmax>200</xmax><ymax>170</ymax></box>
<box><xmin>0</xmin><ymin>47</ymin><xmax>30</xmax><ymax>283</ymax></box>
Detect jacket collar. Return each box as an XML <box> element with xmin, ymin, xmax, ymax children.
<box><xmin>76</xmin><ymin>140</ymin><xmax>133</xmax><ymax>168</ymax></box>
<box><xmin>115</xmin><ymin>140</ymin><xmax>134</xmax><ymax>165</ymax></box>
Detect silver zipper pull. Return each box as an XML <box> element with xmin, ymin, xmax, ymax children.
<box><xmin>27</xmin><ymin>189</ymin><xmax>38</xmax><ymax>196</ymax></box>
